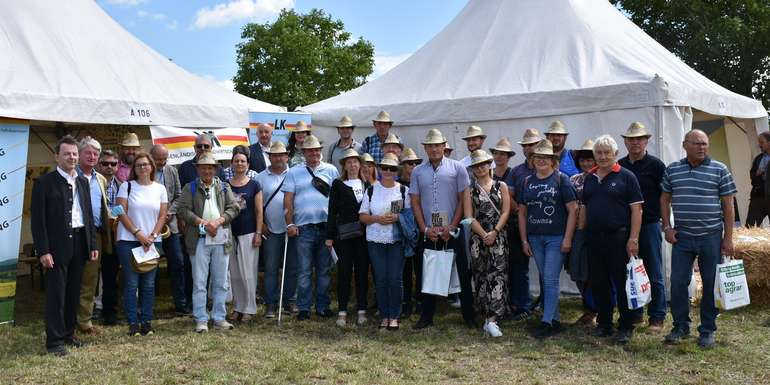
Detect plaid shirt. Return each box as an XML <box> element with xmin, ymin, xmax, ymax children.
<box><xmin>223</xmin><ymin>166</ymin><xmax>259</xmax><ymax>182</ymax></box>
<box><xmin>361</xmin><ymin>134</ymin><xmax>386</xmax><ymax>163</ymax></box>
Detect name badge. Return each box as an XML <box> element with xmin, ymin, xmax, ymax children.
<box><xmin>431</xmin><ymin>211</ymin><xmax>448</xmax><ymax>228</ymax></box>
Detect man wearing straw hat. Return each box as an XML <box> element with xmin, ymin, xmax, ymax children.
<box><xmin>361</xmin><ymin>110</ymin><xmax>397</xmax><ymax>163</ymax></box>
<box><xmin>257</xmin><ymin>141</ymin><xmax>299</xmax><ymax>318</ymax></box>
<box><xmin>618</xmin><ymin>122</ymin><xmax>667</xmax><ymax>331</ymax></box>
<box><xmin>282</xmin><ymin>134</ymin><xmax>340</xmax><ymax>320</ymax></box>
<box><xmin>460</xmin><ymin>125</ymin><xmax>487</xmax><ymax>168</ymax></box>
<box><xmin>327</xmin><ymin>116</ymin><xmax>363</xmax><ymax>174</ymax></box>
<box><xmin>545</xmin><ymin>121</ymin><xmax>580</xmax><ymax>177</ymax></box>
<box><xmin>116</xmin><ymin>132</ymin><xmax>141</xmax><ymax>182</ymax></box>
<box><xmin>410</xmin><ymin>129</ymin><xmax>477</xmax><ymax>329</ymax></box>
<box><xmin>381</xmin><ymin>133</ymin><xmax>404</xmax><ymax>159</ymax></box>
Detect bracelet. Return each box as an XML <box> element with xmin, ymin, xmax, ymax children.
<box><xmin>424</xmin><ymin>226</ymin><xmax>430</xmax><ymax>234</ymax></box>
<box><xmin>132</xmin><ymin>228</ymin><xmax>141</xmax><ymax>235</ymax></box>
<box><xmin>287</xmin><ymin>223</ymin><xmax>296</xmax><ymax>229</ymax></box>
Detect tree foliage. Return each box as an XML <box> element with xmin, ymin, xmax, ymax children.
<box><xmin>234</xmin><ymin>9</ymin><xmax>374</xmax><ymax>111</ymax></box>
<box><xmin>612</xmin><ymin>0</ymin><xmax>770</xmax><ymax>108</ymax></box>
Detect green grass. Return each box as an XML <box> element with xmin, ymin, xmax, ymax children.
<box><xmin>2</xmin><ymin>276</ymin><xmax>769</xmax><ymax>385</ymax></box>
<box><xmin>0</xmin><ymin>299</ymin><xmax>13</xmax><ymax>323</ymax></box>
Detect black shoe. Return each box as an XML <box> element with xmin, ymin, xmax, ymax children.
<box><xmin>47</xmin><ymin>345</ymin><xmax>68</xmax><ymax>356</ymax></box>
<box><xmin>127</xmin><ymin>323</ymin><xmax>141</xmax><ymax>336</ymax></box>
<box><xmin>64</xmin><ymin>338</ymin><xmax>86</xmax><ymax>348</ymax></box>
<box><xmin>664</xmin><ymin>328</ymin><xmax>691</xmax><ymax>344</ymax></box>
<box><xmin>550</xmin><ymin>320</ymin><xmax>563</xmax><ymax>335</ymax></box>
<box><xmin>102</xmin><ymin>313</ymin><xmax>118</xmax><ymax>326</ymax></box>
<box><xmin>412</xmin><ymin>319</ymin><xmax>433</xmax><ymax>330</ymax></box>
<box><xmin>615</xmin><ymin>329</ymin><xmax>633</xmax><ymax>344</ymax></box>
<box><xmin>297</xmin><ymin>311</ymin><xmax>311</xmax><ymax>321</ymax></box>
<box><xmin>91</xmin><ymin>308</ymin><xmax>103</xmax><ymax>321</ymax></box>
<box><xmin>511</xmin><ymin>309</ymin><xmax>531</xmax><ymax>321</ymax></box>
<box><xmin>316</xmin><ymin>309</ymin><xmax>334</xmax><ymax>318</ymax></box>
<box><xmin>592</xmin><ymin>326</ymin><xmax>614</xmax><ymax>338</ymax></box>
<box><xmin>533</xmin><ymin>322</ymin><xmax>554</xmax><ymax>339</ymax></box>
<box><xmin>175</xmin><ymin>306</ymin><xmax>192</xmax><ymax>317</ymax></box>
<box><xmin>140</xmin><ymin>322</ymin><xmax>154</xmax><ymax>336</ymax></box>
<box><xmin>697</xmin><ymin>333</ymin><xmax>715</xmax><ymax>348</ymax></box>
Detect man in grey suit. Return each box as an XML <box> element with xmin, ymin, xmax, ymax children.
<box><xmin>151</xmin><ymin>144</ymin><xmax>190</xmax><ymax>314</ymax></box>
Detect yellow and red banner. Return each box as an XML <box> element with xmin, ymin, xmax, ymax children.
<box><xmin>150</xmin><ymin>126</ymin><xmax>250</xmax><ymax>166</ymax></box>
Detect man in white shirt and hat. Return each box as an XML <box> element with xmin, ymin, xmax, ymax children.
<box><xmin>327</xmin><ymin>116</ymin><xmax>363</xmax><ymax>173</ymax></box>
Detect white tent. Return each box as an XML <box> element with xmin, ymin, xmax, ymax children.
<box><xmin>304</xmin><ymin>0</ymin><xmax>769</xmax><ymax>294</ymax></box>
<box><xmin>0</xmin><ymin>0</ymin><xmax>282</xmax><ymax>128</ymax></box>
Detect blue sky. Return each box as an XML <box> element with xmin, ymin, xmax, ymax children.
<box><xmin>99</xmin><ymin>0</ymin><xmax>467</xmax><ymax>89</ymax></box>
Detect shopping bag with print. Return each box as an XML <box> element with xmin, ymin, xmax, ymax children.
<box><xmin>714</xmin><ymin>256</ymin><xmax>750</xmax><ymax>310</ymax></box>
<box><xmin>422</xmin><ymin>248</ymin><xmax>455</xmax><ymax>297</ymax></box>
<box><xmin>626</xmin><ymin>256</ymin><xmax>652</xmax><ymax>310</ymax></box>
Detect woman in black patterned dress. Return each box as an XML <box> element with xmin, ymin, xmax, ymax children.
<box><xmin>463</xmin><ymin>150</ymin><xmax>511</xmax><ymax>337</ymax></box>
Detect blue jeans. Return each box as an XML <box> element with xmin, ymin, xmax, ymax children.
<box><xmin>162</xmin><ymin>233</ymin><xmax>187</xmax><ymax>310</ymax></box>
<box><xmin>529</xmin><ymin>234</ymin><xmax>565</xmax><ymax>324</ymax></box>
<box><xmin>670</xmin><ymin>232</ymin><xmax>722</xmax><ymax>334</ymax></box>
<box><xmin>507</xmin><ymin>225</ymin><xmax>531</xmax><ymax>312</ymax></box>
<box><xmin>368</xmin><ymin>241</ymin><xmax>405</xmax><ymax>319</ymax></box>
<box><xmin>116</xmin><ymin>241</ymin><xmax>158</xmax><ymax>325</ymax></box>
<box><xmin>263</xmin><ymin>231</ymin><xmax>298</xmax><ymax>306</ymax></box>
<box><xmin>192</xmin><ymin>238</ymin><xmax>229</xmax><ymax>323</ymax></box>
<box><xmin>295</xmin><ymin>224</ymin><xmax>332</xmax><ymax>313</ymax></box>
<box><xmin>634</xmin><ymin>222</ymin><xmax>666</xmax><ymax>322</ymax></box>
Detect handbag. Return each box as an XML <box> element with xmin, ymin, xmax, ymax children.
<box><xmin>337</xmin><ymin>221</ymin><xmax>363</xmax><ymax>240</ymax></box>
<box><xmin>306</xmin><ymin>166</ymin><xmax>330</xmax><ymax>197</ymax></box>
<box><xmin>626</xmin><ymin>256</ymin><xmax>652</xmax><ymax>310</ymax></box>
<box><xmin>714</xmin><ymin>256</ymin><xmax>750</xmax><ymax>310</ymax></box>
<box><xmin>421</xmin><ymin>245</ymin><xmax>460</xmax><ymax>297</ymax></box>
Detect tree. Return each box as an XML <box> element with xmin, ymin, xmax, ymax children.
<box><xmin>234</xmin><ymin>9</ymin><xmax>374</xmax><ymax>111</ymax></box>
<box><xmin>612</xmin><ymin>0</ymin><xmax>770</xmax><ymax>108</ymax></box>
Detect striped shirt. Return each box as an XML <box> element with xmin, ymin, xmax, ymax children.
<box><xmin>661</xmin><ymin>157</ymin><xmax>736</xmax><ymax>236</ymax></box>
<box><xmin>282</xmin><ymin>161</ymin><xmax>339</xmax><ymax>226</ymax></box>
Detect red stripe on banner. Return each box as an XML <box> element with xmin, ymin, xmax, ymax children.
<box><xmin>153</xmin><ymin>135</ymin><xmax>248</xmax><ymax>145</ymax></box>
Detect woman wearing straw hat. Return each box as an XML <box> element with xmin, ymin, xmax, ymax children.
<box><xmin>568</xmin><ymin>139</ymin><xmax>599</xmax><ymax>327</ymax></box>
<box><xmin>463</xmin><ymin>149</ymin><xmax>511</xmax><ymax>337</ymax></box>
<box><xmin>360</xmin><ymin>153</ymin><xmax>378</xmax><ymax>185</ymax></box>
<box><xmin>517</xmin><ymin>139</ymin><xmax>578</xmax><ymax>338</ymax></box>
<box><xmin>287</xmin><ymin>120</ymin><xmax>311</xmax><ymax>168</ymax></box>
<box><xmin>326</xmin><ymin>148</ymin><xmax>371</xmax><ymax>327</ymax></box>
<box><xmin>359</xmin><ymin>153</ymin><xmax>410</xmax><ymax>330</ymax></box>
<box><xmin>399</xmin><ymin>148</ymin><xmax>423</xmax><ymax>316</ymax></box>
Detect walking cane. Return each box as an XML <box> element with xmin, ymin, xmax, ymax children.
<box><xmin>277</xmin><ymin>232</ymin><xmax>289</xmax><ymax>327</ymax></box>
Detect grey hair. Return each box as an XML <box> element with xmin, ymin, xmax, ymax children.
<box><xmin>593</xmin><ymin>134</ymin><xmax>618</xmax><ymax>153</ymax></box>
<box><xmin>78</xmin><ymin>136</ymin><xmax>102</xmax><ymax>152</ymax></box>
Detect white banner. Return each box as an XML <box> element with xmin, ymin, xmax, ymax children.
<box><xmin>150</xmin><ymin>126</ymin><xmax>250</xmax><ymax>165</ymax></box>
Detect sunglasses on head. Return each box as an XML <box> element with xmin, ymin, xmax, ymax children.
<box><xmin>100</xmin><ymin>161</ymin><xmax>118</xmax><ymax>167</ymax></box>
<box><xmin>195</xmin><ymin>144</ymin><xmax>211</xmax><ymax>150</ymax></box>
<box><xmin>380</xmin><ymin>166</ymin><xmax>398</xmax><ymax>172</ymax></box>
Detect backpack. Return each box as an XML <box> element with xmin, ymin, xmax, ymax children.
<box><xmin>366</xmin><ymin>184</ymin><xmax>406</xmax><ymax>211</ymax></box>
<box><xmin>190</xmin><ymin>178</ymin><xmax>228</xmax><ymax>199</ymax></box>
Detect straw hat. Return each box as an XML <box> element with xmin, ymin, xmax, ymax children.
<box><xmin>336</xmin><ymin>115</ymin><xmax>355</xmax><ymax>128</ymax></box>
<box><xmin>381</xmin><ymin>133</ymin><xmax>404</xmax><ymax>149</ymax></box>
<box><xmin>195</xmin><ymin>153</ymin><xmax>218</xmax><ymax>166</ymax></box>
<box><xmin>518</xmin><ymin>128</ymin><xmax>542</xmax><ymax>145</ymax></box>
<box><xmin>359</xmin><ymin>153</ymin><xmax>375</xmax><ymax>164</ymax></box>
<box><xmin>579</xmin><ymin>139</ymin><xmax>595</xmax><ymax>151</ymax></box>
<box><xmin>621</xmin><ymin>122</ymin><xmax>651</xmax><ymax>138</ymax></box>
<box><xmin>120</xmin><ymin>132</ymin><xmax>141</xmax><ymax>147</ymax></box>
<box><xmin>468</xmin><ymin>149</ymin><xmax>494</xmax><ymax>167</ymax></box>
<box><xmin>400</xmin><ymin>148</ymin><xmax>422</xmax><ymax>164</ymax></box>
<box><xmin>545</xmin><ymin>120</ymin><xmax>568</xmax><ymax>135</ymax></box>
<box><xmin>378</xmin><ymin>153</ymin><xmax>400</xmax><ymax>168</ymax></box>
<box><xmin>373</xmin><ymin>110</ymin><xmax>393</xmax><ymax>123</ymax></box>
<box><xmin>444</xmin><ymin>142</ymin><xmax>453</xmax><ymax>152</ymax></box>
<box><xmin>462</xmin><ymin>125</ymin><xmax>486</xmax><ymax>140</ymax></box>
<box><xmin>421</xmin><ymin>128</ymin><xmax>447</xmax><ymax>145</ymax></box>
<box><xmin>266</xmin><ymin>141</ymin><xmax>288</xmax><ymax>154</ymax></box>
<box><xmin>301</xmin><ymin>134</ymin><xmax>323</xmax><ymax>149</ymax></box>
<box><xmin>338</xmin><ymin>148</ymin><xmax>360</xmax><ymax>165</ymax></box>
<box><xmin>489</xmin><ymin>137</ymin><xmax>516</xmax><ymax>155</ymax></box>
<box><xmin>532</xmin><ymin>139</ymin><xmax>556</xmax><ymax>157</ymax></box>
<box><xmin>294</xmin><ymin>120</ymin><xmax>311</xmax><ymax>133</ymax></box>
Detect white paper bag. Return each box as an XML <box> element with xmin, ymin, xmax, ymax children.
<box><xmin>714</xmin><ymin>257</ymin><xmax>750</xmax><ymax>310</ymax></box>
<box><xmin>205</xmin><ymin>228</ymin><xmax>229</xmax><ymax>245</ymax></box>
<box><xmin>626</xmin><ymin>256</ymin><xmax>652</xmax><ymax>310</ymax></box>
<box><xmin>422</xmin><ymin>248</ymin><xmax>455</xmax><ymax>297</ymax></box>
<box><xmin>448</xmin><ymin>260</ymin><xmax>461</xmax><ymax>295</ymax></box>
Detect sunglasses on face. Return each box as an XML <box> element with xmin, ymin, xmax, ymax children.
<box><xmin>100</xmin><ymin>161</ymin><xmax>118</xmax><ymax>167</ymax></box>
<box><xmin>195</xmin><ymin>144</ymin><xmax>211</xmax><ymax>150</ymax></box>
<box><xmin>380</xmin><ymin>166</ymin><xmax>398</xmax><ymax>172</ymax></box>
<box><xmin>403</xmin><ymin>161</ymin><xmax>419</xmax><ymax>166</ymax></box>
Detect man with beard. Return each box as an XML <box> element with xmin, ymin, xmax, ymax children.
<box><xmin>116</xmin><ymin>133</ymin><xmax>141</xmax><ymax>182</ymax></box>
<box><xmin>96</xmin><ymin>149</ymin><xmax>122</xmax><ymax>325</ymax></box>
<box><xmin>460</xmin><ymin>126</ymin><xmax>487</xmax><ymax>168</ymax></box>
<box><xmin>545</xmin><ymin>121</ymin><xmax>580</xmax><ymax>177</ymax></box>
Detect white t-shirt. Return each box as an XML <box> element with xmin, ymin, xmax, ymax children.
<box><xmin>359</xmin><ymin>183</ymin><xmax>410</xmax><ymax>244</ymax></box>
<box><xmin>343</xmin><ymin>179</ymin><xmax>364</xmax><ymax>203</ymax></box>
<box><xmin>117</xmin><ymin>181</ymin><xmax>168</xmax><ymax>242</ymax></box>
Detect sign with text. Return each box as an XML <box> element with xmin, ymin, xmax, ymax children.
<box><xmin>0</xmin><ymin>120</ymin><xmax>29</xmax><ymax>324</ymax></box>
<box><xmin>249</xmin><ymin>111</ymin><xmax>311</xmax><ymax>145</ymax></box>
<box><xmin>149</xmin><ymin>126</ymin><xmax>250</xmax><ymax>166</ymax></box>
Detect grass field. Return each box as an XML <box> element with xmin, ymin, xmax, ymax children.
<box><xmin>2</xmin><ymin>277</ymin><xmax>769</xmax><ymax>384</ymax></box>
<box><xmin>0</xmin><ymin>299</ymin><xmax>13</xmax><ymax>324</ymax></box>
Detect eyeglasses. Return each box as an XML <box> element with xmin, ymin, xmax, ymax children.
<box><xmin>403</xmin><ymin>161</ymin><xmax>419</xmax><ymax>166</ymax></box>
<box><xmin>135</xmin><ymin>163</ymin><xmax>152</xmax><ymax>169</ymax></box>
<box><xmin>380</xmin><ymin>166</ymin><xmax>398</xmax><ymax>172</ymax></box>
<box><xmin>195</xmin><ymin>144</ymin><xmax>212</xmax><ymax>150</ymax></box>
<box><xmin>685</xmin><ymin>141</ymin><xmax>708</xmax><ymax>147</ymax></box>
<box><xmin>100</xmin><ymin>161</ymin><xmax>118</xmax><ymax>167</ymax></box>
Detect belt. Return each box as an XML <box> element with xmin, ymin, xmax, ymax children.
<box><xmin>300</xmin><ymin>222</ymin><xmax>326</xmax><ymax>228</ymax></box>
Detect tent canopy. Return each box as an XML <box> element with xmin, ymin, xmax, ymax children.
<box><xmin>304</xmin><ymin>0</ymin><xmax>766</xmax><ymax>126</ymax></box>
<box><xmin>0</xmin><ymin>0</ymin><xmax>282</xmax><ymax>128</ymax></box>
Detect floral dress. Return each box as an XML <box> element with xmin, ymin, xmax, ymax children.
<box><xmin>469</xmin><ymin>181</ymin><xmax>509</xmax><ymax>319</ymax></box>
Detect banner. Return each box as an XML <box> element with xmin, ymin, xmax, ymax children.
<box><xmin>149</xmin><ymin>126</ymin><xmax>250</xmax><ymax>166</ymax></box>
<box><xmin>0</xmin><ymin>120</ymin><xmax>29</xmax><ymax>324</ymax></box>
<box><xmin>249</xmin><ymin>111</ymin><xmax>311</xmax><ymax>145</ymax></box>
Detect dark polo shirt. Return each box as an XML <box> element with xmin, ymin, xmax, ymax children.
<box><xmin>583</xmin><ymin>163</ymin><xmax>644</xmax><ymax>232</ymax></box>
<box><xmin>619</xmin><ymin>153</ymin><xmax>665</xmax><ymax>225</ymax></box>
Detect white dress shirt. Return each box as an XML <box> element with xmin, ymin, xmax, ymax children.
<box><xmin>57</xmin><ymin>166</ymin><xmax>85</xmax><ymax>228</ymax></box>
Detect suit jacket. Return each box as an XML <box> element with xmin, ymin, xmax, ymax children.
<box><xmin>160</xmin><ymin>164</ymin><xmax>182</xmax><ymax>233</ymax></box>
<box><xmin>749</xmin><ymin>153</ymin><xmax>770</xmax><ymax>199</ymax></box>
<box><xmin>249</xmin><ymin>143</ymin><xmax>267</xmax><ymax>174</ymax></box>
<box><xmin>31</xmin><ymin>170</ymin><xmax>97</xmax><ymax>263</ymax></box>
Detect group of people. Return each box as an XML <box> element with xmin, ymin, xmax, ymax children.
<box><xmin>32</xmin><ymin>110</ymin><xmax>740</xmax><ymax>356</ymax></box>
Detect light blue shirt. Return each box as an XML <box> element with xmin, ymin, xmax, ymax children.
<box><xmin>256</xmin><ymin>167</ymin><xmax>288</xmax><ymax>234</ymax></box>
<box><xmin>409</xmin><ymin>157</ymin><xmax>469</xmax><ymax>228</ymax></box>
<box><xmin>77</xmin><ymin>166</ymin><xmax>102</xmax><ymax>228</ymax></box>
<box><xmin>282</xmin><ymin>161</ymin><xmax>339</xmax><ymax>226</ymax></box>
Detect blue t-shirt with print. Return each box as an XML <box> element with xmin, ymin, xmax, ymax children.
<box><xmin>517</xmin><ymin>171</ymin><xmax>577</xmax><ymax>235</ymax></box>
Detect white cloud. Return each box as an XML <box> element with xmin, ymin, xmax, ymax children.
<box><xmin>137</xmin><ymin>10</ymin><xmax>178</xmax><ymax>30</ymax></box>
<box><xmin>371</xmin><ymin>52</ymin><xmax>412</xmax><ymax>80</ymax></box>
<box><xmin>202</xmin><ymin>75</ymin><xmax>236</xmax><ymax>91</ymax></box>
<box><xmin>191</xmin><ymin>0</ymin><xmax>294</xmax><ymax>30</ymax></box>
<box><xmin>106</xmin><ymin>0</ymin><xmax>146</xmax><ymax>5</ymax></box>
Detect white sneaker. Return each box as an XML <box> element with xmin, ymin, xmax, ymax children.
<box><xmin>213</xmin><ymin>320</ymin><xmax>234</xmax><ymax>330</ymax></box>
<box><xmin>195</xmin><ymin>322</ymin><xmax>208</xmax><ymax>333</ymax></box>
<box><xmin>484</xmin><ymin>321</ymin><xmax>503</xmax><ymax>338</ymax></box>
<box><xmin>336</xmin><ymin>312</ymin><xmax>347</xmax><ymax>327</ymax></box>
<box><xmin>357</xmin><ymin>310</ymin><xmax>368</xmax><ymax>326</ymax></box>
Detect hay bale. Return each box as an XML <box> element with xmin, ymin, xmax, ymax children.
<box><xmin>733</xmin><ymin>227</ymin><xmax>770</xmax><ymax>305</ymax></box>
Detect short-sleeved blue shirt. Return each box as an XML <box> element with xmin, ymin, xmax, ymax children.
<box><xmin>510</xmin><ymin>161</ymin><xmax>535</xmax><ymax>198</ymax></box>
<box><xmin>517</xmin><ymin>171</ymin><xmax>577</xmax><ymax>235</ymax></box>
<box><xmin>583</xmin><ymin>164</ymin><xmax>644</xmax><ymax>232</ymax></box>
<box><xmin>229</xmin><ymin>179</ymin><xmax>262</xmax><ymax>236</ymax></box>
<box><xmin>409</xmin><ymin>157</ymin><xmax>470</xmax><ymax>228</ymax></box>
<box><xmin>282</xmin><ymin>161</ymin><xmax>339</xmax><ymax>226</ymax></box>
